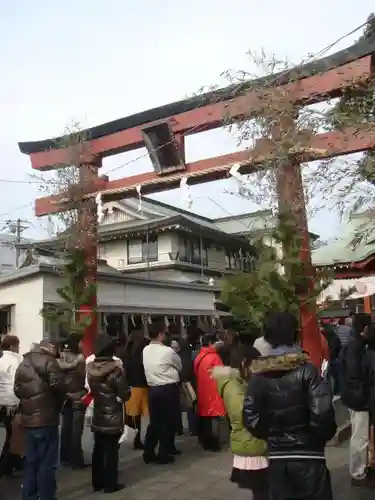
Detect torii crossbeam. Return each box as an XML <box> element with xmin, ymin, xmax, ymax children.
<box><xmin>19</xmin><ymin>36</ymin><xmax>375</xmax><ymax>361</ymax></box>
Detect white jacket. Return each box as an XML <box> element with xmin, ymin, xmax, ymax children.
<box><xmin>142</xmin><ymin>342</ymin><xmax>182</xmax><ymax>386</ymax></box>
<box><xmin>0</xmin><ymin>351</ymin><xmax>22</xmax><ymax>408</ymax></box>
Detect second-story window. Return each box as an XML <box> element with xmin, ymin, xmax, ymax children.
<box><xmin>179</xmin><ymin>236</ymin><xmax>208</xmax><ymax>266</ymax></box>
<box><xmin>128</xmin><ymin>234</ymin><xmax>158</xmax><ymax>264</ymax></box>
<box><xmin>225</xmin><ymin>250</ymin><xmax>242</xmax><ymax>270</ymax></box>
<box><xmin>142</xmin><ymin>234</ymin><xmax>158</xmax><ymax>262</ymax></box>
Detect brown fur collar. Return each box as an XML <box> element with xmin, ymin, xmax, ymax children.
<box><xmin>87</xmin><ymin>359</ymin><xmax>122</xmax><ymax>380</ymax></box>
<box><xmin>251</xmin><ymin>352</ymin><xmax>310</xmax><ymax>374</ymax></box>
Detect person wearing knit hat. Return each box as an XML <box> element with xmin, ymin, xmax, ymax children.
<box><xmin>58</xmin><ymin>333</ymin><xmax>87</xmax><ymax>469</ymax></box>
<box><xmin>86</xmin><ymin>333</ymin><xmax>129</xmax><ymax>493</ymax></box>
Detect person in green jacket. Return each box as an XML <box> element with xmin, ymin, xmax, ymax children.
<box><xmin>212</xmin><ymin>344</ymin><xmax>268</xmax><ymax>500</ymax></box>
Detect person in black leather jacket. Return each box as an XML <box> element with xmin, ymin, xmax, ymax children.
<box><xmin>243</xmin><ymin>311</ymin><xmax>336</xmax><ymax>500</ymax></box>
<box><xmin>87</xmin><ymin>333</ymin><xmax>130</xmax><ymax>494</ymax></box>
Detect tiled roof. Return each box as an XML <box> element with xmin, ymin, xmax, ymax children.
<box><xmin>312</xmin><ymin>213</ymin><xmax>375</xmax><ymax>266</ymax></box>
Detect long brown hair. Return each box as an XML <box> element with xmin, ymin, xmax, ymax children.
<box><xmin>126</xmin><ymin>330</ymin><xmax>146</xmax><ymax>356</ymax></box>
<box><xmin>230</xmin><ymin>343</ymin><xmax>260</xmax><ymax>379</ymax></box>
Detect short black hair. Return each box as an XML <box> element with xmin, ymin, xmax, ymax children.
<box><xmin>352</xmin><ymin>313</ymin><xmax>372</xmax><ymax>337</ymax></box>
<box><xmin>200</xmin><ymin>332</ymin><xmax>217</xmax><ymax>347</ymax></box>
<box><xmin>263</xmin><ymin>311</ymin><xmax>298</xmax><ymax>347</ymax></box>
<box><xmin>148</xmin><ymin>318</ymin><xmax>166</xmax><ymax>339</ymax></box>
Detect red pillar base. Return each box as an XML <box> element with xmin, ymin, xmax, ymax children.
<box><xmin>300</xmin><ymin>302</ymin><xmax>321</xmax><ymax>367</ymax></box>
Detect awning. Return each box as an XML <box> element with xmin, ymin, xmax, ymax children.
<box><xmin>96</xmin><ymin>305</ymin><xmax>231</xmax><ymax>316</ymax></box>
<box><xmin>318</xmin><ymin>277</ymin><xmax>375</xmax><ymax>303</ymax></box>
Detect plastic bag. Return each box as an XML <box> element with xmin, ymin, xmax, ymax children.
<box><xmin>85</xmin><ymin>400</ymin><xmax>94</xmax><ymax>427</ymax></box>
<box><xmin>119</xmin><ymin>425</ymin><xmax>137</xmax><ymax>445</ymax></box>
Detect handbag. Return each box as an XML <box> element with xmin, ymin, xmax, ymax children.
<box><xmin>181</xmin><ymin>382</ymin><xmax>197</xmax><ymax>407</ymax></box>
<box><xmin>118</xmin><ymin>399</ymin><xmax>137</xmax><ymax>445</ymax></box>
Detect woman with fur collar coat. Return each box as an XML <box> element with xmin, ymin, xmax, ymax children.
<box><xmin>212</xmin><ymin>344</ymin><xmax>268</xmax><ymax>500</ymax></box>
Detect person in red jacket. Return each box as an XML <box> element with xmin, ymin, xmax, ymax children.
<box><xmin>194</xmin><ymin>333</ymin><xmax>226</xmax><ymax>451</ymax></box>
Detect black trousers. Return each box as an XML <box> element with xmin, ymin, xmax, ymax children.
<box><xmin>60</xmin><ymin>401</ymin><xmax>85</xmax><ymax>467</ymax></box>
<box><xmin>144</xmin><ymin>383</ymin><xmax>179</xmax><ymax>459</ymax></box>
<box><xmin>269</xmin><ymin>459</ymin><xmax>333</xmax><ymax>500</ymax></box>
<box><xmin>92</xmin><ymin>433</ymin><xmax>120</xmax><ymax>490</ymax></box>
<box><xmin>197</xmin><ymin>416</ymin><xmax>221</xmax><ymax>451</ymax></box>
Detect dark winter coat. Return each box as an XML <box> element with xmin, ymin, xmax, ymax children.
<box><xmin>58</xmin><ymin>350</ymin><xmax>87</xmax><ymax>405</ymax></box>
<box><xmin>124</xmin><ymin>342</ymin><xmax>148</xmax><ymax>388</ymax></box>
<box><xmin>87</xmin><ymin>357</ymin><xmax>130</xmax><ymax>435</ymax></box>
<box><xmin>14</xmin><ymin>344</ymin><xmax>66</xmax><ymax>428</ymax></box>
<box><xmin>243</xmin><ymin>347</ymin><xmax>336</xmax><ymax>459</ymax></box>
<box><xmin>321</xmin><ymin>325</ymin><xmax>341</xmax><ymax>360</ymax></box>
<box><xmin>340</xmin><ymin>336</ymin><xmax>369</xmax><ymax>411</ymax></box>
<box><xmin>341</xmin><ymin>336</ymin><xmax>375</xmax><ymax>420</ymax></box>
<box><xmin>179</xmin><ymin>339</ymin><xmax>195</xmax><ymax>384</ymax></box>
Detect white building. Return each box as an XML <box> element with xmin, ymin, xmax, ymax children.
<box><xmin>0</xmin><ymin>259</ymin><xmax>221</xmax><ymax>354</ymax></box>
<box><xmin>20</xmin><ymin>197</ymin><xmax>270</xmax><ymax>284</ymax></box>
<box><xmin>0</xmin><ymin>234</ymin><xmax>29</xmax><ymax>275</ymax></box>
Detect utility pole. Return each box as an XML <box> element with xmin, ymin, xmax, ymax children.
<box><xmin>4</xmin><ymin>218</ymin><xmax>30</xmax><ymax>267</ymax></box>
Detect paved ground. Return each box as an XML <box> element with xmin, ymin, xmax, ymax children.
<box><xmin>0</xmin><ymin>433</ymin><xmax>374</xmax><ymax>500</ymax></box>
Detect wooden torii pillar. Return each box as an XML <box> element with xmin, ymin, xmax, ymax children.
<box><xmin>19</xmin><ymin>36</ymin><xmax>375</xmax><ymax>365</ymax></box>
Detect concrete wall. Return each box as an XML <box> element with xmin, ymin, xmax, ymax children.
<box><xmin>0</xmin><ymin>276</ymin><xmax>44</xmax><ymax>354</ymax></box>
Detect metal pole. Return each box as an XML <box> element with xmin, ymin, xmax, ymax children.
<box><xmin>146</xmin><ymin>226</ymin><xmax>150</xmax><ymax>279</ymax></box>
<box><xmin>199</xmin><ymin>234</ymin><xmax>204</xmax><ymax>276</ymax></box>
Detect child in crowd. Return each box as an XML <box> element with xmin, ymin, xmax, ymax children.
<box><xmin>212</xmin><ymin>344</ymin><xmax>268</xmax><ymax>500</ymax></box>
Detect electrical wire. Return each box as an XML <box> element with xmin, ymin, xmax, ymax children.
<box><xmin>0</xmin><ymin>202</ymin><xmax>34</xmax><ymax>218</ymax></box>
<box><xmin>103</xmin><ymin>20</ymin><xmax>370</xmax><ymax>176</ymax></box>
<box><xmin>0</xmin><ymin>19</ymin><xmax>369</xmax><ymax>192</ymax></box>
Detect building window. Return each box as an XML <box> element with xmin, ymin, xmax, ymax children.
<box><xmin>142</xmin><ymin>234</ymin><xmax>158</xmax><ymax>262</ymax></box>
<box><xmin>128</xmin><ymin>234</ymin><xmax>158</xmax><ymax>264</ymax></box>
<box><xmin>179</xmin><ymin>236</ymin><xmax>208</xmax><ymax>266</ymax></box>
<box><xmin>225</xmin><ymin>250</ymin><xmax>242</xmax><ymax>270</ymax></box>
<box><xmin>128</xmin><ymin>239</ymin><xmax>143</xmax><ymax>264</ymax></box>
<box><xmin>0</xmin><ymin>306</ymin><xmax>11</xmax><ymax>336</ymax></box>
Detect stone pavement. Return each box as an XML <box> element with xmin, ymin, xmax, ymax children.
<box><xmin>0</xmin><ymin>437</ymin><xmax>374</xmax><ymax>500</ymax></box>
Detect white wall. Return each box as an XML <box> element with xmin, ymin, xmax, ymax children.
<box><xmin>124</xmin><ymin>283</ymin><xmax>214</xmax><ymax>310</ymax></box>
<box><xmin>100</xmin><ymin>240</ymin><xmax>127</xmax><ymax>269</ymax></box>
<box><xmin>126</xmin><ymin>269</ymin><xmax>204</xmax><ymax>282</ymax></box>
<box><xmin>158</xmin><ymin>233</ymin><xmax>173</xmax><ymax>262</ymax></box>
<box><xmin>0</xmin><ymin>276</ymin><xmax>44</xmax><ymax>354</ymax></box>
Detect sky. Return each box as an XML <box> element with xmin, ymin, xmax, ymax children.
<box><xmin>0</xmin><ymin>0</ymin><xmax>374</xmax><ymax>241</ymax></box>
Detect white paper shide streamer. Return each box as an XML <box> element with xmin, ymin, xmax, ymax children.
<box><xmin>229</xmin><ymin>163</ymin><xmax>250</xmax><ymax>195</ymax></box>
<box><xmin>179</xmin><ymin>176</ymin><xmax>193</xmax><ymax>208</ymax></box>
<box><xmin>95</xmin><ymin>192</ymin><xmax>104</xmax><ymax>223</ymax></box>
<box><xmin>136</xmin><ymin>184</ymin><xmax>142</xmax><ymax>212</ymax></box>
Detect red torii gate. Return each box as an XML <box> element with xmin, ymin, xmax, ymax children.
<box><xmin>19</xmin><ymin>37</ymin><xmax>375</xmax><ymax>364</ymax></box>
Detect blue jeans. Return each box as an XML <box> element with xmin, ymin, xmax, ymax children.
<box><xmin>22</xmin><ymin>426</ymin><xmax>59</xmax><ymax>500</ymax></box>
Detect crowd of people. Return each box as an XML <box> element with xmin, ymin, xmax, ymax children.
<box><xmin>0</xmin><ymin>311</ymin><xmax>375</xmax><ymax>499</ymax></box>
